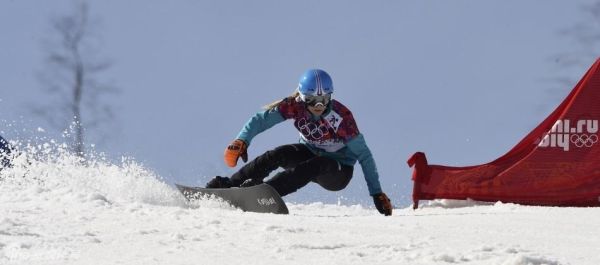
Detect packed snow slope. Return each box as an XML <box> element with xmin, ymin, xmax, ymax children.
<box><xmin>1</xmin><ymin>146</ymin><xmax>599</xmax><ymax>265</ymax></box>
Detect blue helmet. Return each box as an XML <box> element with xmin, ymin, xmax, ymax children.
<box><xmin>298</xmin><ymin>69</ymin><xmax>333</xmax><ymax>96</ymax></box>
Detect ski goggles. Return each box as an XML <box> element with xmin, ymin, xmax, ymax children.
<box><xmin>301</xmin><ymin>94</ymin><xmax>331</xmax><ymax>107</ymax></box>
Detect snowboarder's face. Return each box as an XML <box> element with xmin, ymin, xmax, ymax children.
<box><xmin>307</xmin><ymin>104</ymin><xmax>326</xmax><ymax>116</ymax></box>
<box><xmin>302</xmin><ymin>93</ymin><xmax>330</xmax><ymax>117</ymax></box>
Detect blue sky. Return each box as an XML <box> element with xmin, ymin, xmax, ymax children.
<box><xmin>1</xmin><ymin>0</ymin><xmax>597</xmax><ymax>206</ymax></box>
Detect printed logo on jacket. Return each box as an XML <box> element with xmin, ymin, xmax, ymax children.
<box><xmin>295</xmin><ymin>111</ymin><xmax>345</xmax><ymax>152</ymax></box>
<box><xmin>278</xmin><ymin>98</ymin><xmax>360</xmax><ymax>152</ymax></box>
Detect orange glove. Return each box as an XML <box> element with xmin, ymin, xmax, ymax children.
<box><xmin>224</xmin><ymin>139</ymin><xmax>248</xmax><ymax>167</ymax></box>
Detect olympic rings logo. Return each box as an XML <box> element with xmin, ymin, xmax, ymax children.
<box><xmin>570</xmin><ymin>134</ymin><xmax>598</xmax><ymax>148</ymax></box>
<box><xmin>297</xmin><ymin>118</ymin><xmax>330</xmax><ymax>140</ymax></box>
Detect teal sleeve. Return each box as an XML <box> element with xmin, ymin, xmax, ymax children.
<box><xmin>346</xmin><ymin>134</ymin><xmax>383</xmax><ymax>196</ymax></box>
<box><xmin>236</xmin><ymin>108</ymin><xmax>286</xmax><ymax>145</ymax></box>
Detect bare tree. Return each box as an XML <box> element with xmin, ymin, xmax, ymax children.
<box><xmin>35</xmin><ymin>1</ymin><xmax>117</xmax><ymax>157</ymax></box>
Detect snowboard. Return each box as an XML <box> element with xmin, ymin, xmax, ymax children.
<box><xmin>175</xmin><ymin>183</ymin><xmax>289</xmax><ymax>215</ymax></box>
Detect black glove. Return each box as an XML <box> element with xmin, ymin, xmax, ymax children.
<box><xmin>372</xmin><ymin>193</ymin><xmax>393</xmax><ymax>216</ymax></box>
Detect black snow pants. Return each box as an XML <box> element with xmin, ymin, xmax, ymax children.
<box><xmin>230</xmin><ymin>144</ymin><xmax>354</xmax><ymax>196</ymax></box>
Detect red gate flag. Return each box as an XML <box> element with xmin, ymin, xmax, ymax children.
<box><xmin>407</xmin><ymin>58</ymin><xmax>600</xmax><ymax>209</ymax></box>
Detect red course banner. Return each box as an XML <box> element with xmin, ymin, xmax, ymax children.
<box><xmin>408</xmin><ymin>58</ymin><xmax>600</xmax><ymax>209</ymax></box>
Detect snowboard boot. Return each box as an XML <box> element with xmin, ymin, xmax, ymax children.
<box><xmin>205</xmin><ymin>176</ymin><xmax>233</xmax><ymax>188</ymax></box>
<box><xmin>239</xmin><ymin>178</ymin><xmax>263</xmax><ymax>188</ymax></box>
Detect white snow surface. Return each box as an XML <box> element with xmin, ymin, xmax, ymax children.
<box><xmin>1</xmin><ymin>146</ymin><xmax>599</xmax><ymax>265</ymax></box>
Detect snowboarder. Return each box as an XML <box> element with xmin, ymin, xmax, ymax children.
<box><xmin>207</xmin><ymin>69</ymin><xmax>393</xmax><ymax>216</ymax></box>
